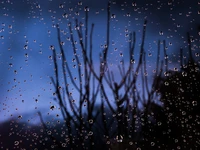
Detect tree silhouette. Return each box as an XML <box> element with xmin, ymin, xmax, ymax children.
<box><xmin>37</xmin><ymin>3</ymin><xmax>174</xmax><ymax>150</ymax></box>
<box><xmin>143</xmin><ymin>33</ymin><xmax>200</xmax><ymax>149</ymax></box>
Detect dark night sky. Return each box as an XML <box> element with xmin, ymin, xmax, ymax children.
<box><xmin>0</xmin><ymin>0</ymin><xmax>199</xmax><ymax>123</ymax></box>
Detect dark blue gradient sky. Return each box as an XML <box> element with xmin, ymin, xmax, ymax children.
<box><xmin>0</xmin><ymin>0</ymin><xmax>199</xmax><ymax>123</ymax></box>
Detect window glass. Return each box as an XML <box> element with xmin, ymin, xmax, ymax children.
<box><xmin>0</xmin><ymin>0</ymin><xmax>199</xmax><ymax>149</ymax></box>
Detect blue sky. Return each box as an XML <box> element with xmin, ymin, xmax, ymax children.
<box><xmin>0</xmin><ymin>0</ymin><xmax>199</xmax><ymax>124</ymax></box>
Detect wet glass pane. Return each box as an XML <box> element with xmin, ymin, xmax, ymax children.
<box><xmin>0</xmin><ymin>0</ymin><xmax>199</xmax><ymax>149</ymax></box>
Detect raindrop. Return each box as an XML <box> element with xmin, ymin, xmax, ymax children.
<box><xmin>36</xmin><ymin>4</ymin><xmax>40</xmax><ymax>9</ymax></box>
<box><xmin>111</xmin><ymin>14</ymin><xmax>116</xmax><ymax>18</ymax></box>
<box><xmin>168</xmin><ymin>2</ymin><xmax>172</xmax><ymax>5</ymax></box>
<box><xmin>18</xmin><ymin>115</ymin><xmax>22</xmax><ymax>119</ymax></box>
<box><xmin>175</xmin><ymin>139</ymin><xmax>178</xmax><ymax>143</ymax></box>
<box><xmin>129</xmin><ymin>141</ymin><xmax>133</xmax><ymax>145</ymax></box>
<box><xmin>62</xmin><ymin>143</ymin><xmax>66</xmax><ymax>147</ymax></box>
<box><xmin>157</xmin><ymin>122</ymin><xmax>162</xmax><ymax>126</ymax></box>
<box><xmin>164</xmin><ymin>82</ymin><xmax>169</xmax><ymax>86</ymax></box>
<box><xmin>131</xmin><ymin>59</ymin><xmax>135</xmax><ymax>63</ymax></box>
<box><xmin>62</xmin><ymin>13</ymin><xmax>68</xmax><ymax>18</ymax></box>
<box><xmin>88</xmin><ymin>131</ymin><xmax>93</xmax><ymax>136</ymax></box>
<box><xmin>9</xmin><ymin>63</ymin><xmax>13</xmax><ymax>67</ymax></box>
<box><xmin>174</xmin><ymin>67</ymin><xmax>178</xmax><ymax>71</ymax></box>
<box><xmin>195</xmin><ymin>53</ymin><xmax>199</xmax><ymax>57</ymax></box>
<box><xmin>159</xmin><ymin>31</ymin><xmax>163</xmax><ymax>35</ymax></box>
<box><xmin>59</xmin><ymin>4</ymin><xmax>64</xmax><ymax>8</ymax></box>
<box><xmin>182</xmin><ymin>72</ymin><xmax>187</xmax><ymax>76</ymax></box>
<box><xmin>49</xmin><ymin>45</ymin><xmax>55</xmax><ymax>50</ymax></box>
<box><xmin>78</xmin><ymin>1</ymin><xmax>82</xmax><ymax>5</ymax></box>
<box><xmin>182</xmin><ymin>111</ymin><xmax>186</xmax><ymax>115</ymax></box>
<box><xmin>75</xmin><ymin>11</ymin><xmax>80</xmax><ymax>15</ymax></box>
<box><xmin>8</xmin><ymin>25</ymin><xmax>12</xmax><ymax>29</ymax></box>
<box><xmin>24</xmin><ymin>45</ymin><xmax>28</xmax><ymax>50</ymax></box>
<box><xmin>69</xmin><ymin>7</ymin><xmax>73</xmax><ymax>11</ymax></box>
<box><xmin>192</xmin><ymin>101</ymin><xmax>197</xmax><ymax>106</ymax></box>
<box><xmin>60</xmin><ymin>41</ymin><xmax>65</xmax><ymax>45</ymax></box>
<box><xmin>89</xmin><ymin>119</ymin><xmax>93</xmax><ymax>124</ymax></box>
<box><xmin>24</xmin><ymin>53</ymin><xmax>28</xmax><ymax>58</ymax></box>
<box><xmin>106</xmin><ymin>141</ymin><xmax>110</xmax><ymax>145</ymax></box>
<box><xmin>126</xmin><ymin>13</ymin><xmax>131</xmax><ymax>17</ymax></box>
<box><xmin>84</xmin><ymin>6</ymin><xmax>89</xmax><ymax>12</ymax></box>
<box><xmin>75</xmin><ymin>25</ymin><xmax>80</xmax><ymax>30</ymax></box>
<box><xmin>116</xmin><ymin>135</ymin><xmax>123</xmax><ymax>143</ymax></box>
<box><xmin>67</xmin><ymin>37</ymin><xmax>70</xmax><ymax>41</ymax></box>
<box><xmin>50</xmin><ymin>105</ymin><xmax>56</xmax><ymax>110</ymax></box>
<box><xmin>47</xmin><ymin>131</ymin><xmax>52</xmax><ymax>135</ymax></box>
<box><xmin>132</xmin><ymin>2</ymin><xmax>137</xmax><ymax>6</ymax></box>
<box><xmin>151</xmin><ymin>142</ymin><xmax>155</xmax><ymax>146</ymax></box>
<box><xmin>14</xmin><ymin>141</ymin><xmax>19</xmax><ymax>146</ymax></box>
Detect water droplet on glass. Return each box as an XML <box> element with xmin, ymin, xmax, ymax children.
<box><xmin>14</xmin><ymin>141</ymin><xmax>19</xmax><ymax>146</ymax></box>
<box><xmin>159</xmin><ymin>31</ymin><xmax>163</xmax><ymax>35</ymax></box>
<box><xmin>75</xmin><ymin>11</ymin><xmax>80</xmax><ymax>15</ymax></box>
<box><xmin>62</xmin><ymin>13</ymin><xmax>68</xmax><ymax>18</ymax></box>
<box><xmin>192</xmin><ymin>101</ymin><xmax>197</xmax><ymax>106</ymax></box>
<box><xmin>9</xmin><ymin>63</ymin><xmax>13</xmax><ymax>67</ymax></box>
<box><xmin>151</xmin><ymin>142</ymin><xmax>155</xmax><ymax>146</ymax></box>
<box><xmin>164</xmin><ymin>82</ymin><xmax>169</xmax><ymax>86</ymax></box>
<box><xmin>18</xmin><ymin>115</ymin><xmax>22</xmax><ymax>119</ymax></box>
<box><xmin>111</xmin><ymin>14</ymin><xmax>116</xmax><ymax>18</ymax></box>
<box><xmin>129</xmin><ymin>141</ymin><xmax>133</xmax><ymax>145</ymax></box>
<box><xmin>50</xmin><ymin>105</ymin><xmax>55</xmax><ymax>110</ymax></box>
<box><xmin>174</xmin><ymin>67</ymin><xmax>178</xmax><ymax>71</ymax></box>
<box><xmin>8</xmin><ymin>25</ymin><xmax>12</xmax><ymax>29</ymax></box>
<box><xmin>89</xmin><ymin>119</ymin><xmax>93</xmax><ymax>124</ymax></box>
<box><xmin>49</xmin><ymin>45</ymin><xmax>55</xmax><ymax>50</ymax></box>
<box><xmin>78</xmin><ymin>1</ymin><xmax>82</xmax><ymax>5</ymax></box>
<box><xmin>24</xmin><ymin>45</ymin><xmax>28</xmax><ymax>50</ymax></box>
<box><xmin>68</xmin><ymin>6</ymin><xmax>73</xmax><ymax>11</ymax></box>
<box><xmin>195</xmin><ymin>53</ymin><xmax>199</xmax><ymax>57</ymax></box>
<box><xmin>116</xmin><ymin>135</ymin><xmax>123</xmax><ymax>143</ymax></box>
<box><xmin>60</xmin><ymin>41</ymin><xmax>65</xmax><ymax>45</ymax></box>
<box><xmin>36</xmin><ymin>4</ymin><xmax>40</xmax><ymax>9</ymax></box>
<box><xmin>84</xmin><ymin>6</ymin><xmax>89</xmax><ymax>12</ymax></box>
<box><xmin>132</xmin><ymin>2</ymin><xmax>137</xmax><ymax>6</ymax></box>
<box><xmin>24</xmin><ymin>53</ymin><xmax>28</xmax><ymax>58</ymax></box>
<box><xmin>59</xmin><ymin>4</ymin><xmax>64</xmax><ymax>8</ymax></box>
<box><xmin>88</xmin><ymin>131</ymin><xmax>93</xmax><ymax>136</ymax></box>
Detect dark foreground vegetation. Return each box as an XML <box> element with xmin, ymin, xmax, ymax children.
<box><xmin>1</xmin><ymin>3</ymin><xmax>200</xmax><ymax>150</ymax></box>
